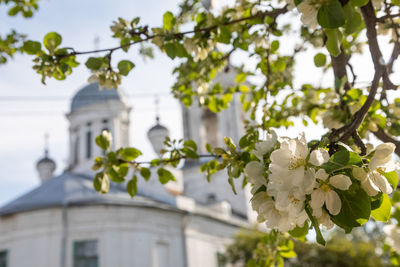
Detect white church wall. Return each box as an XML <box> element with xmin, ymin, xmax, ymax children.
<box><xmin>183</xmin><ymin>165</ymin><xmax>249</xmax><ymax>217</ymax></box>
<box><xmin>185</xmin><ymin>214</ymin><xmax>241</xmax><ymax>267</ymax></box>
<box><xmin>0</xmin><ymin>208</ymin><xmax>62</xmax><ymax>267</ymax></box>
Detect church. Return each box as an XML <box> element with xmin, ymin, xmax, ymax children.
<box><xmin>0</xmin><ymin>69</ymin><xmax>253</xmax><ymax>267</ymax></box>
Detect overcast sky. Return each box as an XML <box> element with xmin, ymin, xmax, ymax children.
<box><xmin>0</xmin><ymin>0</ymin><xmax>397</xmax><ymax>206</ymax></box>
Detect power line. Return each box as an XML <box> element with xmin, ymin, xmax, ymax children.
<box><xmin>0</xmin><ymin>92</ymin><xmax>173</xmax><ymax>101</ymax></box>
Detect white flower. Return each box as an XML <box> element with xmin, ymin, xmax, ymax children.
<box><xmin>309</xmin><ymin>148</ymin><xmax>330</xmax><ymax>166</ymax></box>
<box><xmin>269</xmin><ymin>134</ymin><xmax>308</xmax><ymax>191</ymax></box>
<box><xmin>253</xmin><ymin>130</ymin><xmax>277</xmax><ymax>161</ymax></box>
<box><xmin>370</xmin><ymin>143</ymin><xmax>396</xmax><ymax>171</ymax></box>
<box><xmin>353</xmin><ymin>143</ymin><xmax>396</xmax><ymax>196</ymax></box>
<box><xmin>297</xmin><ymin>0</ymin><xmax>319</xmax><ymax>29</ymax></box>
<box><xmin>245</xmin><ymin>161</ymin><xmax>266</xmax><ymax>186</ymax></box>
<box><xmin>316</xmin><ymin>209</ymin><xmax>334</xmax><ymax>229</ymax></box>
<box><xmin>310</xmin><ymin>170</ymin><xmax>352</xmax><ymax>216</ymax></box>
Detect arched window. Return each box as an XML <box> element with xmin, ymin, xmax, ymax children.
<box><xmin>86</xmin><ymin>130</ymin><xmax>92</xmax><ymax>159</ymax></box>
<box><xmin>74</xmin><ymin>136</ymin><xmax>80</xmax><ymax>165</ymax></box>
<box><xmin>201</xmin><ymin>108</ymin><xmax>219</xmax><ymax>148</ymax></box>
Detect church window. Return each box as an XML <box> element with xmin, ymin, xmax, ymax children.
<box><xmin>216</xmin><ymin>252</ymin><xmax>226</xmax><ymax>267</ymax></box>
<box><xmin>86</xmin><ymin>130</ymin><xmax>92</xmax><ymax>159</ymax></box>
<box><xmin>73</xmin><ymin>240</ymin><xmax>98</xmax><ymax>267</ymax></box>
<box><xmin>201</xmin><ymin>109</ymin><xmax>219</xmax><ymax>149</ymax></box>
<box><xmin>153</xmin><ymin>242</ymin><xmax>169</xmax><ymax>267</ymax></box>
<box><xmin>74</xmin><ymin>136</ymin><xmax>80</xmax><ymax>165</ymax></box>
<box><xmin>0</xmin><ymin>250</ymin><xmax>7</xmax><ymax>267</ymax></box>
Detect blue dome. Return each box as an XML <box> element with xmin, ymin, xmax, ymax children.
<box><xmin>70</xmin><ymin>83</ymin><xmax>125</xmax><ymax>112</ymax></box>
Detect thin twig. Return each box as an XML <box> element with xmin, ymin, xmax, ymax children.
<box><xmin>63</xmin><ymin>7</ymin><xmax>287</xmax><ymax>58</ymax></box>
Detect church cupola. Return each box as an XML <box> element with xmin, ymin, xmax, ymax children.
<box><xmin>36</xmin><ymin>134</ymin><xmax>56</xmax><ymax>183</ymax></box>
<box><xmin>147</xmin><ymin>116</ymin><xmax>169</xmax><ymax>155</ymax></box>
<box><xmin>147</xmin><ymin>97</ymin><xmax>170</xmax><ymax>155</ymax></box>
<box><xmin>66</xmin><ymin>83</ymin><xmax>131</xmax><ymax>175</ymax></box>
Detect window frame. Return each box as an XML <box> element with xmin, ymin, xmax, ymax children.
<box><xmin>73</xmin><ymin>240</ymin><xmax>98</xmax><ymax>267</ymax></box>
<box><xmin>0</xmin><ymin>250</ymin><xmax>8</xmax><ymax>267</ymax></box>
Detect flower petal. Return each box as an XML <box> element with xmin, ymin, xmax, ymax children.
<box><xmin>302</xmin><ymin>168</ymin><xmax>316</xmax><ymax>194</ymax></box>
<box><xmin>309</xmin><ymin>148</ymin><xmax>330</xmax><ymax>166</ymax></box>
<box><xmin>369</xmin><ymin>171</ymin><xmax>393</xmax><ymax>194</ymax></box>
<box><xmin>315</xmin><ymin>169</ymin><xmax>329</xmax><ymax>181</ymax></box>
<box><xmin>370</xmin><ymin>143</ymin><xmax>396</xmax><ymax>170</ymax></box>
<box><xmin>245</xmin><ymin>161</ymin><xmax>265</xmax><ymax>185</ymax></box>
<box><xmin>352</xmin><ymin>167</ymin><xmax>367</xmax><ymax>182</ymax></box>
<box><xmin>329</xmin><ymin>174</ymin><xmax>352</xmax><ymax>190</ymax></box>
<box><xmin>310</xmin><ymin>189</ymin><xmax>325</xmax><ymax>210</ymax></box>
<box><xmin>361</xmin><ymin>178</ymin><xmax>379</xmax><ymax>196</ymax></box>
<box><xmin>326</xmin><ymin>190</ymin><xmax>341</xmax><ymax>215</ymax></box>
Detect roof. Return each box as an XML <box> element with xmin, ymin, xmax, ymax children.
<box><xmin>70</xmin><ymin>83</ymin><xmax>126</xmax><ymax>112</ymax></box>
<box><xmin>0</xmin><ymin>172</ymin><xmax>177</xmax><ymax>216</ymax></box>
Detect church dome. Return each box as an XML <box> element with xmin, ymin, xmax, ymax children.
<box><xmin>147</xmin><ymin>117</ymin><xmax>169</xmax><ymax>154</ymax></box>
<box><xmin>36</xmin><ymin>151</ymin><xmax>56</xmax><ymax>183</ymax></box>
<box><xmin>70</xmin><ymin>83</ymin><xmax>126</xmax><ymax>112</ymax></box>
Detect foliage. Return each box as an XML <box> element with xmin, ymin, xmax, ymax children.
<box><xmin>223</xmin><ymin>228</ymin><xmax>385</xmax><ymax>267</ymax></box>
<box><xmin>3</xmin><ymin>0</ymin><xmax>400</xmax><ymax>262</ymax></box>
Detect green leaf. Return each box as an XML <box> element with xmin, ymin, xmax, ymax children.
<box><xmin>344</xmin><ymin>7</ymin><xmax>362</xmax><ymax>34</ymax></box>
<box><xmin>280</xmin><ymin>250</ymin><xmax>297</xmax><ymax>258</ymax></box>
<box><xmin>85</xmin><ymin>57</ymin><xmax>103</xmax><ymax>70</ymax></box>
<box><xmin>93</xmin><ymin>172</ymin><xmax>110</xmax><ymax>194</ymax></box>
<box><xmin>313</xmin><ymin>53</ymin><xmax>327</xmax><ymax>67</ymax></box>
<box><xmin>127</xmin><ymin>175</ymin><xmax>138</xmax><ymax>198</ymax></box>
<box><xmin>163</xmin><ymin>11</ymin><xmax>175</xmax><ymax>30</ymax></box>
<box><xmin>184</xmin><ymin>140</ymin><xmax>197</xmax><ymax>151</ymax></box>
<box><xmin>384</xmin><ymin>171</ymin><xmax>399</xmax><ymax>190</ymax></box>
<box><xmin>371</xmin><ymin>193</ymin><xmax>391</xmax><ymax>222</ymax></box>
<box><xmin>332</xmin><ymin>186</ymin><xmax>371</xmax><ymax>231</ymax></box>
<box><xmin>288</xmin><ymin>221</ymin><xmax>309</xmax><ymax>240</ymax></box>
<box><xmin>235</xmin><ymin>73</ymin><xmax>247</xmax><ymax>83</ymax></box>
<box><xmin>118</xmin><ymin>60</ymin><xmax>135</xmax><ymax>76</ymax></box>
<box><xmin>43</xmin><ymin>32</ymin><xmax>62</xmax><ymax>50</ymax></box>
<box><xmin>121</xmin><ymin>147</ymin><xmax>142</xmax><ymax>161</ymax></box>
<box><xmin>305</xmin><ymin>205</ymin><xmax>325</xmax><ymax>246</ymax></box>
<box><xmin>322</xmin><ymin>150</ymin><xmax>362</xmax><ymax>173</ymax></box>
<box><xmin>140</xmin><ymin>167</ymin><xmax>151</xmax><ymax>181</ymax></box>
<box><xmin>23</xmin><ymin>41</ymin><xmax>41</xmax><ymax>55</ymax></box>
<box><xmin>164</xmin><ymin>43</ymin><xmax>176</xmax><ymax>59</ymax></box>
<box><xmin>8</xmin><ymin>6</ymin><xmax>20</xmax><ymax>16</ymax></box>
<box><xmin>350</xmin><ymin>0</ymin><xmax>369</xmax><ymax>7</ymax></box>
<box><xmin>95</xmin><ymin>131</ymin><xmax>112</xmax><ymax>151</ymax></box>
<box><xmin>108</xmin><ymin>166</ymin><xmax>125</xmax><ymax>183</ymax></box>
<box><xmin>228</xmin><ymin>176</ymin><xmax>237</xmax><ymax>194</ymax></box>
<box><xmin>325</xmin><ymin>28</ymin><xmax>342</xmax><ymax>57</ymax></box>
<box><xmin>157</xmin><ymin>167</ymin><xmax>176</xmax><ymax>184</ymax></box>
<box><xmin>317</xmin><ymin>0</ymin><xmax>345</xmax><ymax>28</ymax></box>
<box><xmin>174</xmin><ymin>43</ymin><xmax>188</xmax><ymax>58</ymax></box>
<box><xmin>270</xmin><ymin>40</ymin><xmax>280</xmax><ymax>53</ymax></box>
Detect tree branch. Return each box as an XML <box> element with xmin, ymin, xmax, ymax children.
<box><xmin>66</xmin><ymin>7</ymin><xmax>287</xmax><ymax>57</ymax></box>
<box><xmin>373</xmin><ymin>128</ymin><xmax>400</xmax><ymax>157</ymax></box>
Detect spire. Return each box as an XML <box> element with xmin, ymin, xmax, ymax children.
<box><xmin>44</xmin><ymin>132</ymin><xmax>49</xmax><ymax>157</ymax></box>
<box><xmin>155</xmin><ymin>95</ymin><xmax>160</xmax><ymax>123</ymax></box>
<box><xmin>36</xmin><ymin>133</ymin><xmax>56</xmax><ymax>183</ymax></box>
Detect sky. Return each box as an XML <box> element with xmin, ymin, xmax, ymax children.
<box><xmin>0</xmin><ymin>0</ymin><xmax>186</xmax><ymax>205</ymax></box>
<box><xmin>0</xmin><ymin>0</ymin><xmax>398</xmax><ymax>207</ymax></box>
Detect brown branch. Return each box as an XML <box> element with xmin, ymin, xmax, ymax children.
<box><xmin>124</xmin><ymin>153</ymin><xmax>220</xmax><ymax>165</ymax></box>
<box><xmin>330</xmin><ymin>2</ymin><xmax>385</xmax><ymax>144</ymax></box>
<box><xmin>65</xmin><ymin>7</ymin><xmax>287</xmax><ymax>57</ymax></box>
<box><xmin>331</xmin><ymin>49</ymin><xmax>351</xmax><ymax>93</ymax></box>
<box><xmin>372</xmin><ymin>128</ymin><xmax>400</xmax><ymax>157</ymax></box>
<box><xmin>376</xmin><ymin>13</ymin><xmax>400</xmax><ymax>23</ymax></box>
